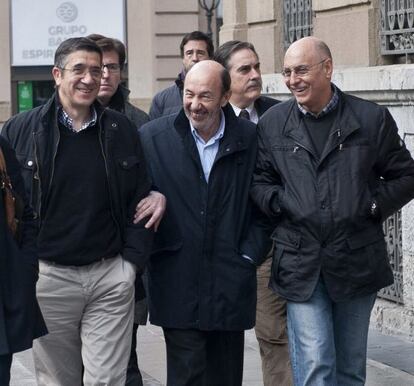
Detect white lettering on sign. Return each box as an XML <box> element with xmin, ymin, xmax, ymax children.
<box><xmin>11</xmin><ymin>0</ymin><xmax>125</xmax><ymax>66</ymax></box>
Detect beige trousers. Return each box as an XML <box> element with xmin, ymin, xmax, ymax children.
<box><xmin>255</xmin><ymin>257</ymin><xmax>293</xmax><ymax>386</ymax></box>
<box><xmin>33</xmin><ymin>255</ymin><xmax>135</xmax><ymax>386</ymax></box>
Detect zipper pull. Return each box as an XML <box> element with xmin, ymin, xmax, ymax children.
<box><xmin>339</xmin><ymin>143</ymin><xmax>343</xmax><ymax>151</ymax></box>
<box><xmin>293</xmin><ymin>146</ymin><xmax>299</xmax><ymax>153</ymax></box>
<box><xmin>337</xmin><ymin>129</ymin><xmax>341</xmax><ymax>137</ymax></box>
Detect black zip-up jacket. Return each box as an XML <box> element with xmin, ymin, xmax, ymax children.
<box><xmin>1</xmin><ymin>93</ymin><xmax>153</xmax><ymax>270</ymax></box>
<box><xmin>251</xmin><ymin>89</ymin><xmax>414</xmax><ymax>302</ymax></box>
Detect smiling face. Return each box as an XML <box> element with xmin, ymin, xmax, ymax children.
<box><xmin>228</xmin><ymin>48</ymin><xmax>262</xmax><ymax>108</ymax></box>
<box><xmin>183</xmin><ymin>61</ymin><xmax>231</xmax><ymax>140</ymax></box>
<box><xmin>52</xmin><ymin>49</ymin><xmax>101</xmax><ymax>115</ymax></box>
<box><xmin>98</xmin><ymin>50</ymin><xmax>121</xmax><ymax>106</ymax></box>
<box><xmin>283</xmin><ymin>37</ymin><xmax>333</xmax><ymax>114</ymax></box>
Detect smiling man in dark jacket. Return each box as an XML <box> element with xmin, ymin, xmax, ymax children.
<box><xmin>251</xmin><ymin>36</ymin><xmax>414</xmax><ymax>386</ymax></box>
<box><xmin>140</xmin><ymin>60</ymin><xmax>270</xmax><ymax>386</ymax></box>
<box><xmin>2</xmin><ymin>37</ymin><xmax>153</xmax><ymax>386</ymax></box>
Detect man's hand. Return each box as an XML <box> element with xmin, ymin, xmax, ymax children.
<box><xmin>134</xmin><ymin>191</ymin><xmax>166</xmax><ymax>231</ymax></box>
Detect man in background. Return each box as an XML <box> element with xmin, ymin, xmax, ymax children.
<box><xmin>88</xmin><ymin>33</ymin><xmax>166</xmax><ymax>386</ymax></box>
<box><xmin>149</xmin><ymin>30</ymin><xmax>214</xmax><ymax>119</ymax></box>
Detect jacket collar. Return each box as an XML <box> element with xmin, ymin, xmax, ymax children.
<box><xmin>39</xmin><ymin>92</ymin><xmax>106</xmax><ymax>133</ymax></box>
<box><xmin>282</xmin><ymin>89</ymin><xmax>361</xmax><ymax>162</ymax></box>
<box><xmin>107</xmin><ymin>85</ymin><xmax>130</xmax><ymax>113</ymax></box>
<box><xmin>173</xmin><ymin>104</ymin><xmax>250</xmax><ymax>164</ymax></box>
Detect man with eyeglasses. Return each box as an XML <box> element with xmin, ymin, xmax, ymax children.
<box><xmin>251</xmin><ymin>36</ymin><xmax>414</xmax><ymax>385</ymax></box>
<box><xmin>149</xmin><ymin>30</ymin><xmax>214</xmax><ymax>120</ymax></box>
<box><xmin>87</xmin><ymin>33</ymin><xmax>165</xmax><ymax>386</ymax></box>
<box><xmin>2</xmin><ymin>37</ymin><xmax>154</xmax><ymax>385</ymax></box>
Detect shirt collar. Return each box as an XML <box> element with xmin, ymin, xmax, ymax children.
<box><xmin>190</xmin><ymin>110</ymin><xmax>225</xmax><ymax>145</ymax></box>
<box><xmin>58</xmin><ymin>106</ymin><xmax>98</xmax><ymax>133</ymax></box>
<box><xmin>297</xmin><ymin>83</ymin><xmax>339</xmax><ymax>119</ymax></box>
<box><xmin>230</xmin><ymin>102</ymin><xmax>255</xmax><ymax>117</ymax></box>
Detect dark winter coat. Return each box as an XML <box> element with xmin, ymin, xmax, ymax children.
<box><xmin>251</xmin><ymin>89</ymin><xmax>414</xmax><ymax>302</ymax></box>
<box><xmin>139</xmin><ymin>105</ymin><xmax>271</xmax><ymax>331</ymax></box>
<box><xmin>149</xmin><ymin>73</ymin><xmax>184</xmax><ymax>120</ymax></box>
<box><xmin>108</xmin><ymin>85</ymin><xmax>149</xmax><ymax>130</ymax></box>
<box><xmin>0</xmin><ymin>137</ymin><xmax>47</xmax><ymax>355</ymax></box>
<box><xmin>254</xmin><ymin>95</ymin><xmax>280</xmax><ymax>117</ymax></box>
<box><xmin>1</xmin><ymin>93</ymin><xmax>153</xmax><ymax>271</ymax></box>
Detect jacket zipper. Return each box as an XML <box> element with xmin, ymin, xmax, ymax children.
<box><xmin>32</xmin><ymin>131</ymin><xmax>42</xmax><ymax>224</ymax></box>
<box><xmin>98</xmin><ymin>114</ymin><xmax>122</xmax><ymax>236</ymax></box>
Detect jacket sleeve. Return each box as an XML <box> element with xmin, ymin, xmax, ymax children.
<box><xmin>121</xmin><ymin>130</ymin><xmax>154</xmax><ymax>272</ymax></box>
<box><xmin>373</xmin><ymin>108</ymin><xmax>414</xmax><ymax>219</ymax></box>
<box><xmin>239</xmin><ymin>202</ymin><xmax>273</xmax><ymax>266</ymax></box>
<box><xmin>0</xmin><ymin>137</ymin><xmax>37</xmax><ymax>264</ymax></box>
<box><xmin>250</xmin><ymin>120</ymin><xmax>285</xmax><ymax>218</ymax></box>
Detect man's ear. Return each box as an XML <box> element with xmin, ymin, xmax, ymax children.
<box><xmin>324</xmin><ymin>58</ymin><xmax>333</xmax><ymax>79</ymax></box>
<box><xmin>52</xmin><ymin>66</ymin><xmax>62</xmax><ymax>86</ymax></box>
<box><xmin>221</xmin><ymin>90</ymin><xmax>232</xmax><ymax>107</ymax></box>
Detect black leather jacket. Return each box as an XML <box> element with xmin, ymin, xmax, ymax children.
<box><xmin>251</xmin><ymin>89</ymin><xmax>414</xmax><ymax>302</ymax></box>
<box><xmin>2</xmin><ymin>93</ymin><xmax>153</xmax><ymax>269</ymax></box>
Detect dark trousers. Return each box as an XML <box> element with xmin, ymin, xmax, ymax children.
<box><xmin>0</xmin><ymin>354</ymin><xmax>12</xmax><ymax>386</ymax></box>
<box><xmin>163</xmin><ymin>328</ymin><xmax>244</xmax><ymax>386</ymax></box>
<box><xmin>126</xmin><ymin>323</ymin><xmax>143</xmax><ymax>386</ymax></box>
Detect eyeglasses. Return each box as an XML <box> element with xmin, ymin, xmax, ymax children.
<box><xmin>58</xmin><ymin>65</ymin><xmax>102</xmax><ymax>79</ymax></box>
<box><xmin>102</xmin><ymin>63</ymin><xmax>121</xmax><ymax>73</ymax></box>
<box><xmin>282</xmin><ymin>58</ymin><xmax>328</xmax><ymax>78</ymax></box>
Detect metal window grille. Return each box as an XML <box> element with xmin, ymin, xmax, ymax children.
<box><xmin>378</xmin><ymin>211</ymin><xmax>404</xmax><ymax>303</ymax></box>
<box><xmin>283</xmin><ymin>0</ymin><xmax>313</xmax><ymax>47</ymax></box>
<box><xmin>380</xmin><ymin>0</ymin><xmax>414</xmax><ymax>55</ymax></box>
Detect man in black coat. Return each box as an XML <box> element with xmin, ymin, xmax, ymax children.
<box><xmin>214</xmin><ymin>40</ymin><xmax>291</xmax><ymax>386</ymax></box>
<box><xmin>251</xmin><ymin>36</ymin><xmax>414</xmax><ymax>385</ymax></box>
<box><xmin>2</xmin><ymin>37</ymin><xmax>154</xmax><ymax>386</ymax></box>
<box><xmin>140</xmin><ymin>60</ymin><xmax>270</xmax><ymax>386</ymax></box>
<box><xmin>0</xmin><ymin>138</ymin><xmax>47</xmax><ymax>385</ymax></box>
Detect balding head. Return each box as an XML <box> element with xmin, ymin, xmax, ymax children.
<box><xmin>186</xmin><ymin>60</ymin><xmax>231</xmax><ymax>96</ymax></box>
<box><xmin>283</xmin><ymin>37</ymin><xmax>333</xmax><ymax>115</ymax></box>
<box><xmin>184</xmin><ymin>60</ymin><xmax>231</xmax><ymax>141</ymax></box>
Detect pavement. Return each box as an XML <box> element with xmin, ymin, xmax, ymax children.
<box><xmin>10</xmin><ymin>325</ymin><xmax>414</xmax><ymax>386</ymax></box>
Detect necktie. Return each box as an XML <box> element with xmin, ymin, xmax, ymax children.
<box><xmin>239</xmin><ymin>109</ymin><xmax>250</xmax><ymax>121</ymax></box>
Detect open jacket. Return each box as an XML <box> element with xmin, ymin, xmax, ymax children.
<box><xmin>0</xmin><ymin>137</ymin><xmax>47</xmax><ymax>355</ymax></box>
<box><xmin>139</xmin><ymin>105</ymin><xmax>270</xmax><ymax>331</ymax></box>
<box><xmin>251</xmin><ymin>89</ymin><xmax>414</xmax><ymax>302</ymax></box>
<box><xmin>2</xmin><ymin>93</ymin><xmax>153</xmax><ymax>270</ymax></box>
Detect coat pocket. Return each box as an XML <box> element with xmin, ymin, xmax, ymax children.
<box><xmin>345</xmin><ymin>227</ymin><xmax>388</xmax><ymax>284</ymax></box>
<box><xmin>271</xmin><ymin>227</ymin><xmax>301</xmax><ymax>286</ymax></box>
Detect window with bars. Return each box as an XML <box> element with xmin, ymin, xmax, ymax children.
<box><xmin>380</xmin><ymin>0</ymin><xmax>414</xmax><ymax>55</ymax></box>
<box><xmin>283</xmin><ymin>0</ymin><xmax>313</xmax><ymax>47</ymax></box>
